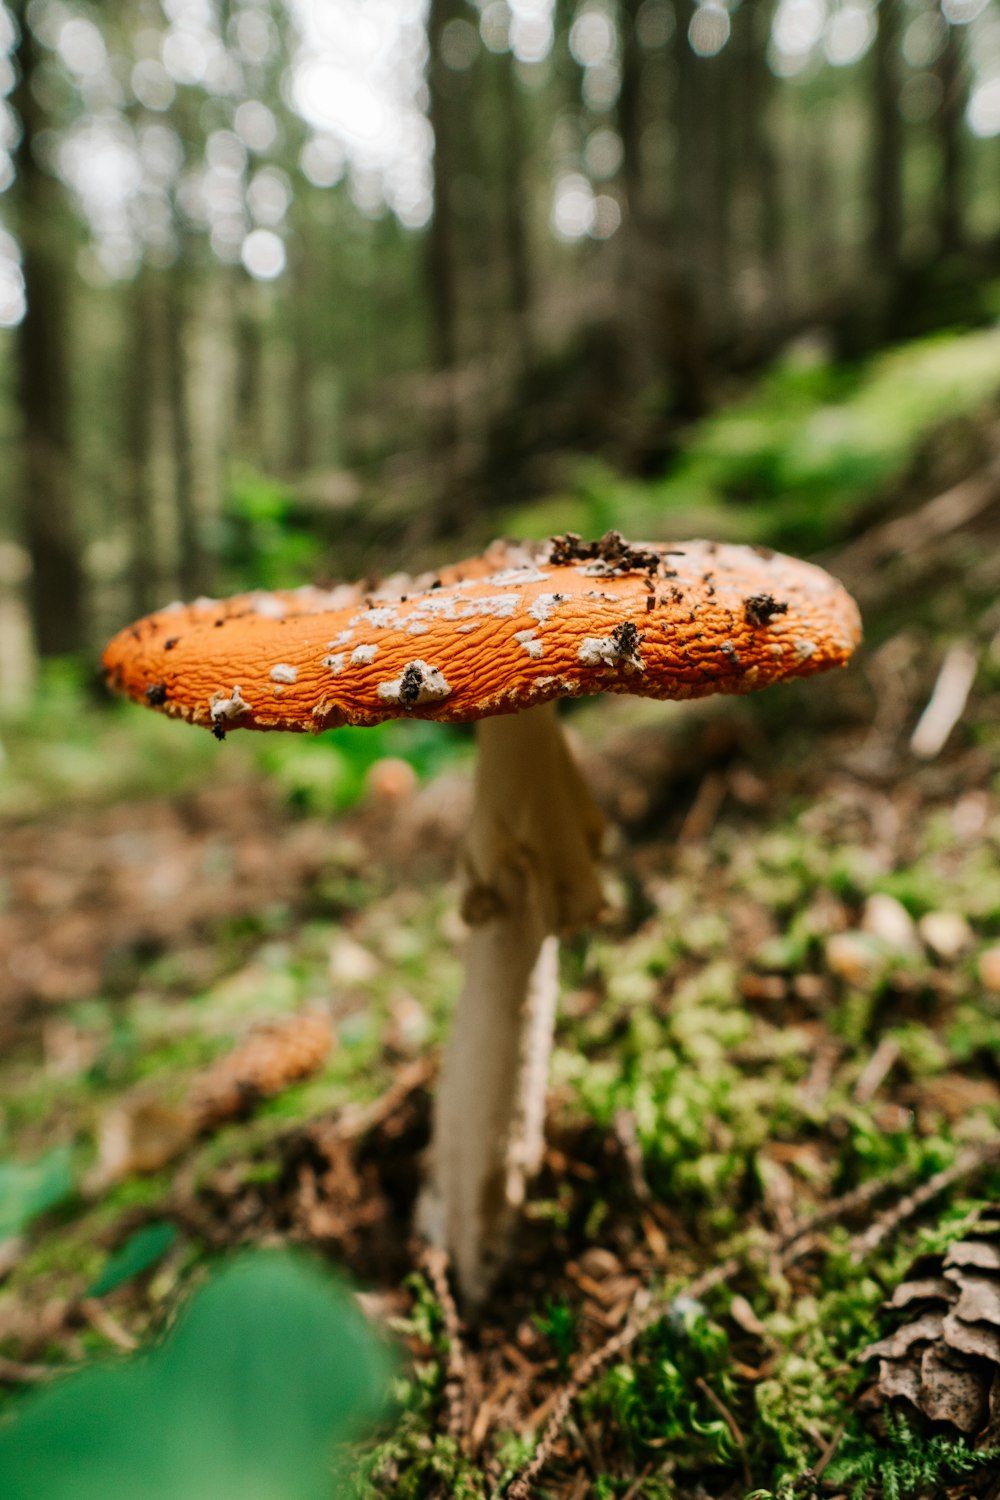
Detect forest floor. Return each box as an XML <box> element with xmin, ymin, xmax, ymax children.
<box><xmin>5</xmin><ymin>371</ymin><xmax>1000</xmax><ymax>1498</ymax></box>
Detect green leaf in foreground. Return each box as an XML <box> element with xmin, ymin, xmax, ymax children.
<box><xmin>86</xmin><ymin>1221</ymin><xmax>178</xmax><ymax>1298</ymax></box>
<box><xmin>0</xmin><ymin>1251</ymin><xmax>393</xmax><ymax>1500</ymax></box>
<box><xmin>0</xmin><ymin>1148</ymin><xmax>74</xmax><ymax>1240</ymax></box>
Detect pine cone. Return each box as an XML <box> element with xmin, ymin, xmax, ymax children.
<box><xmin>190</xmin><ymin>1012</ymin><xmax>333</xmax><ymax>1130</ymax></box>
<box><xmin>862</xmin><ymin>1207</ymin><xmax>1000</xmax><ymax>1443</ymax></box>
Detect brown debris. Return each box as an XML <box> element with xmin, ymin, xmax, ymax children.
<box><xmin>190</xmin><ymin>1011</ymin><xmax>332</xmax><ymax>1129</ymax></box>
<box><xmin>92</xmin><ymin>1012</ymin><xmax>333</xmax><ymax>1185</ymax></box>
<box><xmin>546</xmin><ymin>530</ymin><xmax>664</xmax><ymax>574</ymax></box>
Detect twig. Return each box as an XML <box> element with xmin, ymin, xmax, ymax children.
<box><xmin>833</xmin><ymin>464</ymin><xmax>1000</xmax><ymax>589</ymax></box>
<box><xmin>612</xmin><ymin>1109</ymin><xmax>652</xmax><ymax>1207</ymax></box>
<box><xmin>848</xmin><ymin>1141</ymin><xmax>1000</xmax><ymax>1264</ymax></box>
<box><xmin>853</xmin><ymin>1037</ymin><xmax>900</xmax><ymax>1106</ymax></box>
<box><xmin>909</xmin><ymin>642</ymin><xmax>978</xmax><ymax>760</ymax></box>
<box><xmin>0</xmin><ymin>1354</ymin><xmax>66</xmax><ymax>1384</ymax></box>
<box><xmin>813</xmin><ymin>1418</ymin><xmax>848</xmax><ymax>1482</ymax></box>
<box><xmin>677</xmin><ymin>771</ymin><xmax>727</xmax><ymax>846</ymax></box>
<box><xmin>694</xmin><ymin>1375</ymin><xmax>752</xmax><ymax>1490</ymax></box>
<box><xmin>419</xmin><ymin>1244</ymin><xmax>468</xmax><ymax>1443</ymax></box>
<box><xmin>619</xmin><ymin>1466</ymin><xmax>654</xmax><ymax>1500</ymax></box>
<box><xmin>782</xmin><ymin>1159</ymin><xmax>914</xmax><ymax>1247</ymax></box>
<box><xmin>77</xmin><ymin>1298</ymin><xmax>139</xmax><ymax>1352</ymax></box>
<box><xmin>336</xmin><ymin>1056</ymin><xmax>436</xmax><ymax>1141</ymax></box>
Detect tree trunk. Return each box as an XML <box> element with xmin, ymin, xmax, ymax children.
<box><xmin>663</xmin><ymin>0</ymin><xmax>712</xmax><ymax>417</ymax></box>
<box><xmin>871</xmin><ymin>0</ymin><xmax>904</xmax><ymax>272</ymax></box>
<box><xmin>422</xmin><ymin>0</ymin><xmax>465</xmax><ymax>529</ymax></box>
<box><xmin>743</xmin><ymin>0</ymin><xmax>786</xmax><ymax>318</ymax></box>
<box><xmin>616</xmin><ymin>0</ymin><xmax>653</xmax><ymax>394</ymax></box>
<box><xmin>10</xmin><ymin>3</ymin><xmax>86</xmax><ymax>656</ymax></box>
<box><xmin>618</xmin><ymin>0</ymin><xmax>644</xmax><ymax>220</ymax></box>
<box><xmin>234</xmin><ymin>274</ymin><xmax>265</xmax><ymax>468</ymax></box>
<box><xmin>705</xmin><ymin>47</ymin><xmax>734</xmax><ymax>331</ymax></box>
<box><xmin>123</xmin><ymin>270</ymin><xmax>157</xmax><ymax>619</ymax></box>
<box><xmin>806</xmin><ymin>108</ymin><xmax>838</xmax><ymax>302</ymax></box>
<box><xmin>425</xmin><ymin>0</ymin><xmax>461</xmax><ymax>375</ymax></box>
<box><xmin>164</xmin><ymin>270</ymin><xmax>207</xmax><ymax>598</ymax></box>
<box><xmin>496</xmin><ymin>48</ymin><xmax>534</xmax><ymax>369</ymax></box>
<box><xmin>936</xmin><ymin>21</ymin><xmax>964</xmax><ymax>254</ymax></box>
<box><xmin>673</xmin><ymin>0</ymin><xmax>706</xmax><ymax>297</ymax></box>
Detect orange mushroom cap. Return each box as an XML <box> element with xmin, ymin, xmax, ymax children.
<box><xmin>102</xmin><ymin>533</ymin><xmax>861</xmax><ymax>736</ymax></box>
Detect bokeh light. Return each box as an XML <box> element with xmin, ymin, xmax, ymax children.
<box><xmin>902</xmin><ymin>9</ymin><xmax>947</xmax><ymax>67</ymax></box>
<box><xmin>584</xmin><ymin>125</ymin><xmax>623</xmax><ymax>179</ymax></box>
<box><xmin>823</xmin><ymin>3</ymin><xmax>874</xmax><ymax>67</ymax></box>
<box><xmin>241</xmin><ymin>226</ymin><xmax>286</xmax><ymax>279</ymax></box>
<box><xmin>0</xmin><ymin>226</ymin><xmax>23</xmax><ymax>326</ymax></box>
<box><xmin>440</xmin><ymin>17</ymin><xmax>479</xmax><ymax>69</ymax></box>
<box><xmin>510</xmin><ymin>0</ymin><xmax>555</xmax><ymax>63</ymax></box>
<box><xmin>234</xmin><ymin>100</ymin><xmax>278</xmax><ymax>153</ymax></box>
<box><xmin>288</xmin><ymin>0</ymin><xmax>432</xmax><ymax>227</ymax></box>
<box><xmin>689</xmin><ymin>3</ymin><xmax>731</xmax><ymax>58</ymax></box>
<box><xmin>942</xmin><ymin>0</ymin><xmax>987</xmax><ymax>23</ymax></box>
<box><xmin>770</xmin><ymin>0</ymin><xmax>826</xmax><ymax>74</ymax></box>
<box><xmin>480</xmin><ymin>1</ymin><xmax>513</xmax><ymax>53</ymax></box>
<box><xmin>968</xmin><ymin>75</ymin><xmax>1000</xmax><ymax>137</ymax></box>
<box><xmin>551</xmin><ymin>171</ymin><xmax>595</xmax><ymax>239</ymax></box>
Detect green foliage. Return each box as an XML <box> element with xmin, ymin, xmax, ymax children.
<box><xmin>0</xmin><ymin>660</ymin><xmax>228</xmax><ymax>816</ymax></box>
<box><xmin>502</xmin><ymin>326</ymin><xmax>1000</xmax><ymax>556</ymax></box>
<box><xmin>256</xmin><ymin>719</ymin><xmax>469</xmax><ymax>816</ymax></box>
<box><xmin>86</xmin><ymin>1222</ymin><xmax>178</xmax><ymax>1298</ymax></box>
<box><xmin>586</xmin><ymin>1302</ymin><xmax>737</xmax><ymax>1469</ymax></box>
<box><xmin>752</xmin><ymin>1263</ymin><xmax>881</xmax><ymax>1476</ymax></box>
<box><xmin>0</xmin><ymin>1252</ymin><xmax>393</xmax><ymax>1500</ymax></box>
<box><xmin>533</xmin><ymin>1297</ymin><xmax>579</xmax><ymax>1374</ymax></box>
<box><xmin>0</xmin><ymin>1149</ymin><xmax>75</xmax><ymax>1240</ymax></box>
<box><xmin>826</xmin><ymin>1408</ymin><xmax>1000</xmax><ymax>1500</ymax></box>
<box><xmin>215</xmin><ymin>470</ymin><xmax>324</xmax><ymax>592</ymax></box>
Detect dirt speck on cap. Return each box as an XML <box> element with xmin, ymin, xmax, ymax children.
<box><xmin>744</xmin><ymin>594</ymin><xmax>789</xmax><ymax>628</ymax></box>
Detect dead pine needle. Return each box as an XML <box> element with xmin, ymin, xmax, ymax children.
<box><xmin>418</xmin><ymin>1243</ymin><xmax>468</xmax><ymax>1444</ymax></box>
<box><xmin>909</xmin><ymin>642</ymin><xmax>978</xmax><ymax>760</ymax></box>
<box><xmin>848</xmin><ymin>1141</ymin><xmax>1000</xmax><ymax>1264</ymax></box>
<box><xmin>0</xmin><ymin>1354</ymin><xmax>67</xmax><ymax>1384</ymax></box>
<box><xmin>694</xmin><ymin>1376</ymin><xmax>752</xmax><ymax>1490</ymax></box>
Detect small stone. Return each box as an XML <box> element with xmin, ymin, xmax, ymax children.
<box><xmin>792</xmin><ymin>973</ymin><xmax>829</xmax><ymax>1004</ymax></box>
<box><xmin>978</xmin><ymin>946</ymin><xmax>1000</xmax><ymax>992</ymax></box>
<box><xmin>919</xmin><ymin>911</ymin><xmax>973</xmax><ymax>963</ymax></box>
<box><xmin>328</xmin><ymin>936</ymin><xmax>380</xmax><ymax>986</ymax></box>
<box><xmin>826</xmin><ymin>930</ymin><xmax>883</xmax><ymax>986</ymax></box>
<box><xmin>861</xmin><ymin>893</ymin><xmax>921</xmax><ymax>957</ymax></box>
<box><xmin>740</xmin><ymin>973</ymin><xmax>787</xmax><ymax>1003</ymax></box>
<box><xmin>365</xmin><ymin>757</ymin><xmax>418</xmax><ymax>803</ymax></box>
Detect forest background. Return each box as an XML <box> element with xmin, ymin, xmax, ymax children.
<box><xmin>6</xmin><ymin>1</ymin><xmax>1000</xmax><ymax>1498</ymax></box>
<box><xmin>2</xmin><ymin>0</ymin><xmax>999</xmax><ymax>671</ymax></box>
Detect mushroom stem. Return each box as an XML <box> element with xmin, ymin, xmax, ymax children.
<box><xmin>418</xmin><ymin>701</ymin><xmax>604</xmax><ymax>1305</ymax></box>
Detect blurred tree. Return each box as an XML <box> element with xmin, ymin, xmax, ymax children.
<box><xmin>871</xmin><ymin>0</ymin><xmax>904</xmax><ymax>273</ymax></box>
<box><xmin>165</xmin><ymin>267</ymin><xmax>207</xmax><ymax>597</ymax></box>
<box><xmin>741</xmin><ymin>0</ymin><xmax>785</xmax><ymax>321</ymax></box>
<box><xmin>122</xmin><ymin>269</ymin><xmax>157</xmax><ymax>619</ymax></box>
<box><xmin>422</xmin><ymin>0</ymin><xmax>465</xmax><ymax>528</ymax></box>
<box><xmin>494</xmin><ymin>47</ymin><xmax>535</xmax><ymax>369</ymax></box>
<box><xmin>10</xmin><ymin>0</ymin><xmax>86</xmax><ymax>655</ymax></box>
<box><xmin>936</xmin><ymin>21</ymin><xmax>966</xmax><ymax>255</ymax></box>
<box><xmin>3</xmin><ymin>0</ymin><xmax>1000</xmax><ymax>667</ymax></box>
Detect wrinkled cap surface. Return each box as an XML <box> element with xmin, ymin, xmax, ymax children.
<box><xmin>102</xmin><ymin>533</ymin><xmax>862</xmax><ymax>735</ymax></box>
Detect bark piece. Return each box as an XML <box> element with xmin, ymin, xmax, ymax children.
<box><xmin>919</xmin><ymin>1344</ymin><xmax>986</xmax><ymax>1434</ymax></box>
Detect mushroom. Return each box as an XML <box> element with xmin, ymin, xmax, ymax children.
<box><xmin>103</xmin><ymin>532</ymin><xmax>861</xmax><ymax>1303</ymax></box>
